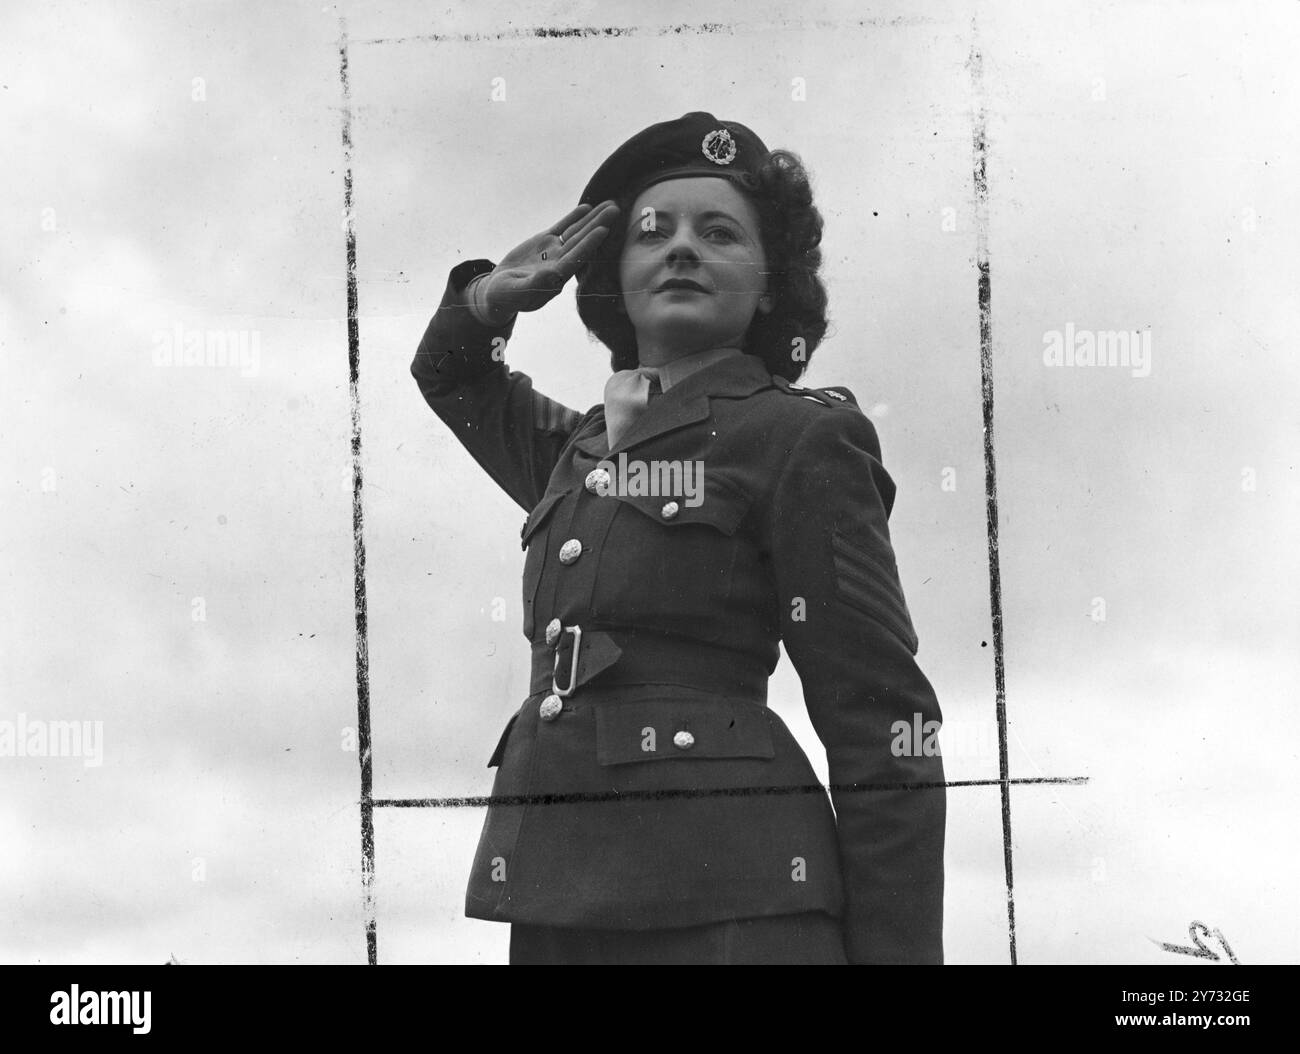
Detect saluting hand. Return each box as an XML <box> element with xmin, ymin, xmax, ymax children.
<box><xmin>473</xmin><ymin>201</ymin><xmax>622</xmax><ymax>326</ymax></box>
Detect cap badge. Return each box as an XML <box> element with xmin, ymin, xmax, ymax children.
<box><xmin>701</xmin><ymin>127</ymin><xmax>737</xmax><ymax>166</ymax></box>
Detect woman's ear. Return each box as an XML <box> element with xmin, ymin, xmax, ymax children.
<box><xmin>757</xmin><ymin>293</ymin><xmax>773</xmax><ymax>315</ymax></box>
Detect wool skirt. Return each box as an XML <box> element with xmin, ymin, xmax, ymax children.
<box><xmin>509</xmin><ymin>910</ymin><xmax>847</xmax><ymax>965</ymax></box>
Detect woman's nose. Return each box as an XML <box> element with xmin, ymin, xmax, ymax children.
<box><xmin>664</xmin><ymin>231</ymin><xmax>702</xmax><ymax>265</ymax></box>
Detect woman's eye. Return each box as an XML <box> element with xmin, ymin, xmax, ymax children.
<box><xmin>636</xmin><ymin>228</ymin><xmax>665</xmax><ymax>241</ymax></box>
<box><xmin>705</xmin><ymin>227</ymin><xmax>738</xmax><ymax>241</ymax></box>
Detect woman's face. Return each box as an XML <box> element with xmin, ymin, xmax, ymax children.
<box><xmin>618</xmin><ymin>176</ymin><xmax>769</xmax><ymax>365</ymax></box>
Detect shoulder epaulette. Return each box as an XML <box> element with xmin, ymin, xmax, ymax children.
<box><xmin>771</xmin><ymin>375</ymin><xmax>861</xmax><ymax>410</ymax></box>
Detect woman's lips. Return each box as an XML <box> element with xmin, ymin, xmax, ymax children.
<box><xmin>655</xmin><ymin>282</ymin><xmax>709</xmax><ymax>294</ymax></box>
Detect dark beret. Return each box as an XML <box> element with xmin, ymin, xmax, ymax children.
<box><xmin>579</xmin><ymin>111</ymin><xmax>770</xmax><ymax>207</ymax></box>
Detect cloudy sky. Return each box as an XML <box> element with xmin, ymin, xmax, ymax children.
<box><xmin>2</xmin><ymin>0</ymin><xmax>1297</xmax><ymax>964</ymax></box>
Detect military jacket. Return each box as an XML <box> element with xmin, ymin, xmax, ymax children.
<box><xmin>411</xmin><ymin>260</ymin><xmax>946</xmax><ymax>964</ymax></box>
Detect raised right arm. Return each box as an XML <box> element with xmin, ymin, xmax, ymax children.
<box><xmin>411</xmin><ymin>259</ymin><xmax>585</xmax><ymax>512</ymax></box>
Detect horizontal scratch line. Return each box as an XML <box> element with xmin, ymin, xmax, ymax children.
<box><xmin>372</xmin><ymin>775</ymin><xmax>1089</xmax><ymax>809</ymax></box>
<box><xmin>357</xmin><ymin>17</ymin><xmax>938</xmax><ymax>46</ymax></box>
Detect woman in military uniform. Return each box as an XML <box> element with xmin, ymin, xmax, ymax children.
<box><xmin>411</xmin><ymin>112</ymin><xmax>946</xmax><ymax>965</ymax></box>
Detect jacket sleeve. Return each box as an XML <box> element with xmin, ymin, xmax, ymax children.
<box><xmin>410</xmin><ymin>259</ymin><xmax>585</xmax><ymax>512</ymax></box>
<box><xmin>767</xmin><ymin>406</ymin><xmax>946</xmax><ymax>964</ymax></box>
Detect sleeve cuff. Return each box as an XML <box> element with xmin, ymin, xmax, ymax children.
<box><xmin>411</xmin><ymin>260</ymin><xmax>518</xmax><ymax>396</ymax></box>
<box><xmin>449</xmin><ymin>258</ymin><xmax>498</xmax><ymax>295</ymax></box>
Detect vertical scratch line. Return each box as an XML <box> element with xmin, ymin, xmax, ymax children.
<box><xmin>970</xmin><ymin>37</ymin><xmax>1017</xmax><ymax>966</ymax></box>
<box><xmin>339</xmin><ymin>16</ymin><xmax>378</xmax><ymax>967</ymax></box>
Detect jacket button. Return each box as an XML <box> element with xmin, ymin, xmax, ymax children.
<box><xmin>544</xmin><ymin>618</ymin><xmax>562</xmax><ymax>645</ymax></box>
<box><xmin>673</xmin><ymin>730</ymin><xmax>695</xmax><ymax>750</ymax></box>
<box><xmin>660</xmin><ymin>501</ymin><xmax>680</xmax><ymax>520</ymax></box>
<box><xmin>539</xmin><ymin>695</ymin><xmax>563</xmax><ymax>722</ymax></box>
<box><xmin>558</xmin><ymin>539</ymin><xmax>583</xmax><ymax>564</ymax></box>
<box><xmin>585</xmin><ymin>468</ymin><xmax>611</xmax><ymax>494</ymax></box>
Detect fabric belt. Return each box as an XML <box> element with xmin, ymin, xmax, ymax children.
<box><xmin>529</xmin><ymin>626</ymin><xmax>769</xmax><ymax>703</ymax></box>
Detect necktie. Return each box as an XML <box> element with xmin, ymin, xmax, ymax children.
<box><xmin>603</xmin><ymin>366</ymin><xmax>663</xmax><ymax>452</ymax></box>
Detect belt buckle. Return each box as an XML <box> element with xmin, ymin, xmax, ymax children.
<box><xmin>552</xmin><ymin>625</ymin><xmax>582</xmax><ymax>698</ymax></box>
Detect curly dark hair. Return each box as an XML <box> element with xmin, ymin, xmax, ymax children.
<box><xmin>575</xmin><ymin>149</ymin><xmax>829</xmax><ymax>381</ymax></box>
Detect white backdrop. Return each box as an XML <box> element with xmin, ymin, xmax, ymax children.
<box><xmin>2</xmin><ymin>0</ymin><xmax>1296</xmax><ymax>964</ymax></box>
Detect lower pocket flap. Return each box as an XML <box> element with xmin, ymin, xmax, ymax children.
<box><xmin>595</xmin><ymin>695</ymin><xmax>775</xmax><ymax>765</ymax></box>
<box><xmin>487</xmin><ymin>711</ymin><xmax>519</xmax><ymax>768</ymax></box>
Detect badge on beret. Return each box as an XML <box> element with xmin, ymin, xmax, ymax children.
<box><xmin>701</xmin><ymin>127</ymin><xmax>737</xmax><ymax>165</ymax></box>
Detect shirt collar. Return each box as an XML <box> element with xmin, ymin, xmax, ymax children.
<box><xmin>648</xmin><ymin>346</ymin><xmax>745</xmax><ymax>392</ymax></box>
<box><xmin>656</xmin><ymin>348</ymin><xmax>774</xmax><ymax>403</ymax></box>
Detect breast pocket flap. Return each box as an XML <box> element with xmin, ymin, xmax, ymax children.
<box><xmin>520</xmin><ymin>489</ymin><xmax>568</xmax><ymax>550</ymax></box>
<box><xmin>608</xmin><ymin>474</ymin><xmax>751</xmax><ymax>536</ymax></box>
